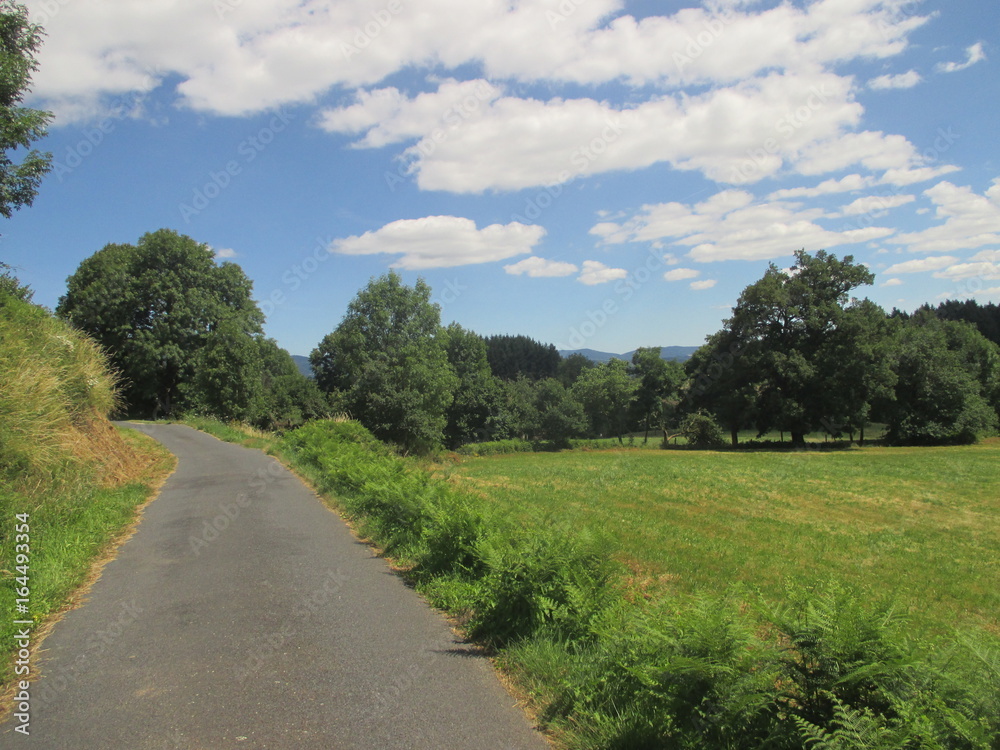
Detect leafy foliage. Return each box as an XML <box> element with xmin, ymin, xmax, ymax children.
<box><xmin>0</xmin><ymin>1</ymin><xmax>53</xmax><ymax>219</ymax></box>
<box><xmin>57</xmin><ymin>229</ymin><xmax>264</xmax><ymax>418</ymax></box>
<box><xmin>486</xmin><ymin>334</ymin><xmax>561</xmax><ymax>381</ymax></box>
<box><xmin>310</xmin><ymin>272</ymin><xmax>457</xmax><ymax>453</ymax></box>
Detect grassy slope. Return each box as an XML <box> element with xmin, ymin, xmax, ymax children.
<box><xmin>0</xmin><ymin>294</ymin><xmax>175</xmax><ymax>690</ymax></box>
<box><xmin>449</xmin><ymin>441</ymin><xmax>1000</xmax><ymax>638</ymax></box>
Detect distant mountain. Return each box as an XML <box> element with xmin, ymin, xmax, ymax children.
<box><xmin>559</xmin><ymin>346</ymin><xmax>698</xmax><ymax>363</ymax></box>
<box><xmin>291</xmin><ymin>355</ymin><xmax>313</xmax><ymax>378</ymax></box>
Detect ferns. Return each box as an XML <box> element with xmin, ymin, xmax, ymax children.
<box><xmin>280</xmin><ymin>419</ymin><xmax>1000</xmax><ymax>750</ymax></box>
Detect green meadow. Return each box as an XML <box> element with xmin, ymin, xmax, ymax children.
<box><xmin>448</xmin><ymin>440</ymin><xmax>1000</xmax><ymax>638</ymax></box>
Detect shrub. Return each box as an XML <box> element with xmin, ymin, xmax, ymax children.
<box><xmin>678</xmin><ymin>411</ymin><xmax>726</xmax><ymax>449</ymax></box>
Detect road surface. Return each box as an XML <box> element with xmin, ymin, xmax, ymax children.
<box><xmin>1</xmin><ymin>423</ymin><xmax>548</xmax><ymax>749</ymax></box>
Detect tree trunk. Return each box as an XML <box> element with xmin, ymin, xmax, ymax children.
<box><xmin>730</xmin><ymin>425</ymin><xmax>739</xmax><ymax>447</ymax></box>
<box><xmin>859</xmin><ymin>425</ymin><xmax>865</xmax><ymax>446</ymax></box>
<box><xmin>791</xmin><ymin>431</ymin><xmax>806</xmax><ymax>447</ymax></box>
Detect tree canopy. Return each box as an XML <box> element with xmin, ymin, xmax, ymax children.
<box><xmin>311</xmin><ymin>272</ymin><xmax>457</xmax><ymax>453</ymax></box>
<box><xmin>0</xmin><ymin>1</ymin><xmax>52</xmax><ymax>219</ymax></box>
<box><xmin>57</xmin><ymin>229</ymin><xmax>264</xmax><ymax>417</ymax></box>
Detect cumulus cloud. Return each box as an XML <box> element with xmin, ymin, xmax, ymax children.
<box><xmin>768</xmin><ymin>174</ymin><xmax>873</xmax><ymax>200</ymax></box>
<box><xmin>592</xmin><ymin>188</ymin><xmax>894</xmax><ymax>263</ymax></box>
<box><xmin>504</xmin><ymin>256</ymin><xmax>578</xmax><ymax>278</ymax></box>
<box><xmin>936</xmin><ymin>42</ymin><xmax>987</xmax><ymax>73</ymax></box>
<box><xmin>868</xmin><ymin>70</ymin><xmax>922</xmax><ymax>90</ymax></box>
<box><xmin>883</xmin><ymin>256</ymin><xmax>959</xmax><ymax>274</ymax></box>
<box><xmin>837</xmin><ymin>194</ymin><xmax>915</xmax><ymax>217</ymax></box>
<box><xmin>664</xmin><ymin>268</ymin><xmax>701</xmax><ymax>281</ymax></box>
<box><xmin>212</xmin><ymin>247</ymin><xmax>238</xmax><ymax>259</ymax></box>
<box><xmin>690</xmin><ymin>279</ymin><xmax>717</xmax><ymax>290</ymax></box>
<box><xmin>888</xmin><ymin>179</ymin><xmax>1000</xmax><ymax>253</ymax></box>
<box><xmin>330</xmin><ymin>216</ymin><xmax>544</xmax><ymax>270</ymax></box>
<box><xmin>578</xmin><ymin>260</ymin><xmax>628</xmax><ymax>286</ymax></box>
<box><xmin>880</xmin><ymin>278</ymin><xmax>904</xmax><ymax>287</ymax></box>
<box><xmin>27</xmin><ymin>0</ymin><xmax>933</xmax><ymax>121</ymax></box>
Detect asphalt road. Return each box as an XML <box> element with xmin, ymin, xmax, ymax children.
<box><xmin>1</xmin><ymin>423</ymin><xmax>548</xmax><ymax>749</ymax></box>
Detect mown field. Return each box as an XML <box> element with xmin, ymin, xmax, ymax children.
<box><xmin>448</xmin><ymin>440</ymin><xmax>1000</xmax><ymax>638</ymax></box>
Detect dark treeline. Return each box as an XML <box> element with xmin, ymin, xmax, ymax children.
<box><xmin>54</xmin><ymin>233</ymin><xmax>1000</xmax><ymax>453</ymax></box>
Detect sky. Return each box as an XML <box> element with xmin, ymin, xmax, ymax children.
<box><xmin>3</xmin><ymin>0</ymin><xmax>999</xmax><ymax>357</ymax></box>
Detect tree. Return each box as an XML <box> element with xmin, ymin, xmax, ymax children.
<box><xmin>557</xmin><ymin>352</ymin><xmax>594</xmax><ymax>387</ymax></box>
<box><xmin>630</xmin><ymin>347</ymin><xmax>684</xmax><ymax>443</ymax></box>
<box><xmin>187</xmin><ymin>317</ymin><xmax>263</xmax><ymax>423</ymax></box>
<box><xmin>885</xmin><ymin>313</ymin><xmax>999</xmax><ymax>444</ymax></box>
<box><xmin>57</xmin><ymin>229</ymin><xmax>264</xmax><ymax>417</ymax></box>
<box><xmin>256</xmin><ymin>338</ymin><xmax>331</xmax><ymax>430</ymax></box>
<box><xmin>443</xmin><ymin>323</ymin><xmax>502</xmax><ymax>448</ymax></box>
<box><xmin>685</xmin><ymin>329</ymin><xmax>758</xmax><ymax>447</ymax></box>
<box><xmin>572</xmin><ymin>358</ymin><xmax>639</xmax><ymax>443</ymax></box>
<box><xmin>712</xmin><ymin>250</ymin><xmax>875</xmax><ymax>445</ymax></box>
<box><xmin>0</xmin><ymin>1</ymin><xmax>53</xmax><ymax>219</ymax></box>
<box><xmin>310</xmin><ymin>272</ymin><xmax>457</xmax><ymax>453</ymax></box>
<box><xmin>533</xmin><ymin>378</ymin><xmax>587</xmax><ymax>447</ymax></box>
<box><xmin>485</xmin><ymin>334</ymin><xmax>561</xmax><ymax>381</ymax></box>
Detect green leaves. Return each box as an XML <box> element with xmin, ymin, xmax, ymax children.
<box><xmin>57</xmin><ymin>229</ymin><xmax>264</xmax><ymax>418</ymax></box>
<box><xmin>0</xmin><ymin>1</ymin><xmax>52</xmax><ymax>219</ymax></box>
<box><xmin>311</xmin><ymin>272</ymin><xmax>457</xmax><ymax>453</ymax></box>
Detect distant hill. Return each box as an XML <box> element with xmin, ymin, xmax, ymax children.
<box><xmin>559</xmin><ymin>346</ymin><xmax>698</xmax><ymax>363</ymax></box>
<box><xmin>291</xmin><ymin>355</ymin><xmax>313</xmax><ymax>378</ymax></box>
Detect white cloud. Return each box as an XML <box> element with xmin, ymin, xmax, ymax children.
<box><xmin>690</xmin><ymin>279</ymin><xmax>717</xmax><ymax>290</ymax></box>
<box><xmin>324</xmin><ymin>71</ymin><xmax>864</xmax><ymax>193</ymax></box>
<box><xmin>933</xmin><ymin>262</ymin><xmax>1000</xmax><ymax>282</ymax></box>
<box><xmin>888</xmin><ymin>179</ymin><xmax>1000</xmax><ymax>253</ymax></box>
<box><xmin>330</xmin><ymin>216</ymin><xmax>544</xmax><ymax>270</ymax></box>
<box><xmin>27</xmin><ymin>0</ymin><xmax>933</xmax><ymax>121</ymax></box>
<box><xmin>837</xmin><ymin>194</ymin><xmax>915</xmax><ymax>217</ymax></box>
<box><xmin>664</xmin><ymin>268</ymin><xmax>700</xmax><ymax>282</ymax></box>
<box><xmin>592</xmin><ymin>188</ymin><xmax>894</xmax><ymax>263</ymax></box>
<box><xmin>936</xmin><ymin>42</ymin><xmax>987</xmax><ymax>73</ymax></box>
<box><xmin>578</xmin><ymin>260</ymin><xmax>627</xmax><ymax>286</ymax></box>
<box><xmin>883</xmin><ymin>256</ymin><xmax>959</xmax><ymax>274</ymax></box>
<box><xmin>212</xmin><ymin>247</ymin><xmax>238</xmax><ymax>259</ymax></box>
<box><xmin>879</xmin><ymin>164</ymin><xmax>962</xmax><ymax>186</ymax></box>
<box><xmin>768</xmin><ymin>174</ymin><xmax>873</xmax><ymax>200</ymax></box>
<box><xmin>504</xmin><ymin>256</ymin><xmax>578</xmax><ymax>278</ymax></box>
<box><xmin>880</xmin><ymin>278</ymin><xmax>904</xmax><ymax>287</ymax></box>
<box><xmin>868</xmin><ymin>70</ymin><xmax>922</xmax><ymax>90</ymax></box>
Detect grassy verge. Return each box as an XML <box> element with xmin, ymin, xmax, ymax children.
<box><xmin>0</xmin><ymin>429</ymin><xmax>173</xmax><ymax>687</ymax></box>
<box><xmin>0</xmin><ymin>291</ymin><xmax>177</xmax><ymax>696</ymax></box>
<box><xmin>184</xmin><ymin>417</ymin><xmax>1000</xmax><ymax>749</ymax></box>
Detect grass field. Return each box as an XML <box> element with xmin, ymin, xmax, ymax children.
<box><xmin>447</xmin><ymin>439</ymin><xmax>1000</xmax><ymax>638</ymax></box>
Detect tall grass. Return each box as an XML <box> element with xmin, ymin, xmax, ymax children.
<box><xmin>0</xmin><ymin>293</ymin><xmax>172</xmax><ymax>689</ymax></box>
<box><xmin>259</xmin><ymin>418</ymin><xmax>1000</xmax><ymax>749</ymax></box>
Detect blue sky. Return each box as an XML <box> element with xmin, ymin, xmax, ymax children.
<box><xmin>4</xmin><ymin>0</ymin><xmax>999</xmax><ymax>356</ymax></box>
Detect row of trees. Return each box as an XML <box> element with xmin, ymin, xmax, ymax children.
<box><xmin>309</xmin><ymin>252</ymin><xmax>999</xmax><ymax>452</ymax></box>
<box><xmin>687</xmin><ymin>251</ymin><xmax>999</xmax><ymax>446</ymax></box>
<box><xmin>55</xmin><ymin>232</ymin><xmax>999</xmax><ymax>452</ymax></box>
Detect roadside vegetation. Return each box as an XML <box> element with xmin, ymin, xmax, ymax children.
<box><xmin>188</xmin><ymin>415</ymin><xmax>1000</xmax><ymax>749</ymax></box>
<box><xmin>0</xmin><ymin>272</ymin><xmax>173</xmax><ymax>689</ymax></box>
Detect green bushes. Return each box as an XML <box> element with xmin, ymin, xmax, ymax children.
<box><xmin>279</xmin><ymin>419</ymin><xmax>1000</xmax><ymax>749</ymax></box>
<box><xmin>456</xmin><ymin>438</ymin><xmax>534</xmax><ymax>456</ymax></box>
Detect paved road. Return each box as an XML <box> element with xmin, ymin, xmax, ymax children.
<box><xmin>1</xmin><ymin>423</ymin><xmax>548</xmax><ymax>749</ymax></box>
